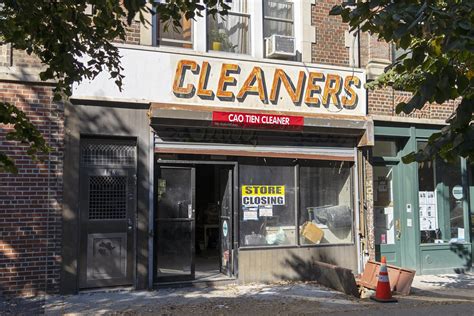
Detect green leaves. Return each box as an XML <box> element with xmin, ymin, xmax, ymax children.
<box><xmin>0</xmin><ymin>102</ymin><xmax>51</xmax><ymax>174</ymax></box>
<box><xmin>0</xmin><ymin>0</ymin><xmax>229</xmax><ymax>173</ymax></box>
<box><xmin>332</xmin><ymin>0</ymin><xmax>474</xmax><ymax>164</ymax></box>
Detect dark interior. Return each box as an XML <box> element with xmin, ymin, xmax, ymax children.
<box><xmin>195</xmin><ymin>165</ymin><xmax>221</xmax><ymax>279</ymax></box>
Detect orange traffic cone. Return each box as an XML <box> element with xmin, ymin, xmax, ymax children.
<box><xmin>370</xmin><ymin>256</ymin><xmax>398</xmax><ymax>303</ymax></box>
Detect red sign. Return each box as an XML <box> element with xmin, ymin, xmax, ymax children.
<box><xmin>212</xmin><ymin>111</ymin><xmax>304</xmax><ymax>130</ymax></box>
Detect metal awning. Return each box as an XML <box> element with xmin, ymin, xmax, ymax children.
<box><xmin>148</xmin><ymin>102</ymin><xmax>374</xmax><ymax>147</ymax></box>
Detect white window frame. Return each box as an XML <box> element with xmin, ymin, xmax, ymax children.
<box><xmin>154</xmin><ymin>13</ymin><xmax>194</xmax><ymax>49</ymax></box>
<box><xmin>206</xmin><ymin>1</ymin><xmax>252</xmax><ymax>55</ymax></box>
<box><xmin>263</xmin><ymin>0</ymin><xmax>295</xmax><ymax>38</ymax></box>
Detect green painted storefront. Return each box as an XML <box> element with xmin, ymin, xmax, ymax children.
<box><xmin>373</xmin><ymin>123</ymin><xmax>472</xmax><ymax>275</ymax></box>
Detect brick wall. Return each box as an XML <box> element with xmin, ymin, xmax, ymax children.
<box><xmin>8</xmin><ymin>18</ymin><xmax>142</xmax><ymax>70</ymax></box>
<box><xmin>368</xmin><ymin>87</ymin><xmax>456</xmax><ymax>120</ymax></box>
<box><xmin>0</xmin><ymin>12</ymin><xmax>142</xmax><ymax>297</ymax></box>
<box><xmin>12</xmin><ymin>50</ymin><xmax>44</xmax><ymax>69</ymax></box>
<box><xmin>0</xmin><ymin>82</ymin><xmax>63</xmax><ymax>296</ymax></box>
<box><xmin>361</xmin><ymin>29</ymin><xmax>455</xmax><ymax>121</ymax></box>
<box><xmin>114</xmin><ymin>19</ymin><xmax>142</xmax><ymax>45</ymax></box>
<box><xmin>311</xmin><ymin>1</ymin><xmax>350</xmax><ymax>67</ymax></box>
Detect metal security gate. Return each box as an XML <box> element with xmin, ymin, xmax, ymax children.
<box><xmin>78</xmin><ymin>138</ymin><xmax>137</xmax><ymax>289</ymax></box>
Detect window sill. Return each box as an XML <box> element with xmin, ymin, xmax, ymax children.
<box><xmin>420</xmin><ymin>242</ymin><xmax>471</xmax><ymax>248</ymax></box>
<box><xmin>239</xmin><ymin>242</ymin><xmax>355</xmax><ymax>250</ymax></box>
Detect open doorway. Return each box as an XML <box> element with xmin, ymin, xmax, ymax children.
<box><xmin>154</xmin><ymin>162</ymin><xmax>233</xmax><ymax>283</ymax></box>
<box><xmin>195</xmin><ymin>164</ymin><xmax>233</xmax><ymax>280</ymax></box>
<box><xmin>195</xmin><ymin>165</ymin><xmax>221</xmax><ymax>280</ymax></box>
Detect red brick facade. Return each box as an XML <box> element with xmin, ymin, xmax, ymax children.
<box><xmin>0</xmin><ymin>82</ymin><xmax>63</xmax><ymax>296</ymax></box>
<box><xmin>0</xmin><ymin>17</ymin><xmax>140</xmax><ymax>296</ymax></box>
<box><xmin>311</xmin><ymin>1</ymin><xmax>350</xmax><ymax>67</ymax></box>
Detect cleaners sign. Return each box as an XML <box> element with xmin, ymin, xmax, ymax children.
<box><xmin>213</xmin><ymin>111</ymin><xmax>304</xmax><ymax>130</ymax></box>
<box><xmin>242</xmin><ymin>185</ymin><xmax>285</xmax><ymax>206</ymax></box>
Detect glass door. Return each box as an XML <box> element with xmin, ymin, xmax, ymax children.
<box><xmin>155</xmin><ymin>166</ymin><xmax>195</xmax><ymax>281</ymax></box>
<box><xmin>218</xmin><ymin>167</ymin><xmax>232</xmax><ymax>276</ymax></box>
<box><xmin>373</xmin><ymin>164</ymin><xmax>402</xmax><ymax>266</ymax></box>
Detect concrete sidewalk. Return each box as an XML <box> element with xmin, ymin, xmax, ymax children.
<box><xmin>410</xmin><ymin>272</ymin><xmax>474</xmax><ymax>301</ymax></box>
<box><xmin>2</xmin><ymin>273</ymin><xmax>473</xmax><ymax>315</ymax></box>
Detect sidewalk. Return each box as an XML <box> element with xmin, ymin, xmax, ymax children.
<box><xmin>2</xmin><ymin>273</ymin><xmax>473</xmax><ymax>315</ymax></box>
<box><xmin>410</xmin><ymin>272</ymin><xmax>474</xmax><ymax>301</ymax></box>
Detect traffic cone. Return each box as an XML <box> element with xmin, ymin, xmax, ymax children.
<box><xmin>370</xmin><ymin>256</ymin><xmax>398</xmax><ymax>303</ymax></box>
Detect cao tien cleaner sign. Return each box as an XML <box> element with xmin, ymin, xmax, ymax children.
<box><xmin>170</xmin><ymin>55</ymin><xmax>366</xmax><ymax>116</ymax></box>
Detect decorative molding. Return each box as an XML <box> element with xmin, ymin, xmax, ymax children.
<box><xmin>366</xmin><ymin>59</ymin><xmax>390</xmax><ymax>80</ymax></box>
<box><xmin>0</xmin><ymin>66</ymin><xmax>55</xmax><ymax>84</ymax></box>
<box><xmin>298</xmin><ymin>0</ymin><xmax>316</xmax><ymax>63</ymax></box>
<box><xmin>371</xmin><ymin>114</ymin><xmax>447</xmax><ymax>126</ymax></box>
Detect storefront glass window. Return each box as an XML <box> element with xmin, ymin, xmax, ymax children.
<box><xmin>373</xmin><ymin>166</ymin><xmax>396</xmax><ymax>245</ymax></box>
<box><xmin>418</xmin><ymin>142</ymin><xmax>466</xmax><ymax>244</ymax></box>
<box><xmin>208</xmin><ymin>0</ymin><xmax>250</xmax><ymax>54</ymax></box>
<box><xmin>157</xmin><ymin>14</ymin><xmax>193</xmax><ymax>48</ymax></box>
<box><xmin>299</xmin><ymin>161</ymin><xmax>353</xmax><ymax>245</ymax></box>
<box><xmin>239</xmin><ymin>158</ymin><xmax>296</xmax><ymax>246</ymax></box>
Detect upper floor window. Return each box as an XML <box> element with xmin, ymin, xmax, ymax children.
<box><xmin>157</xmin><ymin>14</ymin><xmax>193</xmax><ymax>48</ymax></box>
<box><xmin>207</xmin><ymin>0</ymin><xmax>250</xmax><ymax>54</ymax></box>
<box><xmin>263</xmin><ymin>0</ymin><xmax>294</xmax><ymax>38</ymax></box>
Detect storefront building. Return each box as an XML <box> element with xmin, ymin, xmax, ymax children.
<box><xmin>0</xmin><ymin>1</ymin><xmax>471</xmax><ymax>297</ymax></box>
<box><xmin>64</xmin><ymin>0</ymin><xmax>371</xmax><ymax>291</ymax></box>
<box><xmin>359</xmin><ymin>25</ymin><xmax>473</xmax><ymax>276</ymax></box>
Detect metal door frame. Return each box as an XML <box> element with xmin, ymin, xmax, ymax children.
<box><xmin>218</xmin><ymin>166</ymin><xmax>233</xmax><ymax>276</ymax></box>
<box><xmin>155</xmin><ymin>165</ymin><xmax>196</xmax><ymax>282</ymax></box>
<box><xmin>152</xmin><ymin>159</ymin><xmax>238</xmax><ymax>283</ymax></box>
<box><xmin>78</xmin><ymin>137</ymin><xmax>137</xmax><ymax>289</ymax></box>
<box><xmin>372</xmin><ymin>162</ymin><xmax>403</xmax><ymax>266</ymax></box>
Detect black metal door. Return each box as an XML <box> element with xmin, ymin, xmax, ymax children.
<box><xmin>78</xmin><ymin>139</ymin><xmax>137</xmax><ymax>289</ymax></box>
<box><xmin>219</xmin><ymin>167</ymin><xmax>232</xmax><ymax>276</ymax></box>
<box><xmin>155</xmin><ymin>166</ymin><xmax>196</xmax><ymax>282</ymax></box>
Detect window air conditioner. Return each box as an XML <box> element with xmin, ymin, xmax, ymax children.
<box><xmin>265</xmin><ymin>34</ymin><xmax>296</xmax><ymax>58</ymax></box>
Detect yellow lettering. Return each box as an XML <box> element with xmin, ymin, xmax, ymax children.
<box><xmin>237</xmin><ymin>66</ymin><xmax>266</xmax><ymax>101</ymax></box>
<box><xmin>172</xmin><ymin>59</ymin><xmax>198</xmax><ymax>96</ymax></box>
<box><xmin>322</xmin><ymin>74</ymin><xmax>342</xmax><ymax>107</ymax></box>
<box><xmin>342</xmin><ymin>75</ymin><xmax>360</xmax><ymax>109</ymax></box>
<box><xmin>197</xmin><ymin>61</ymin><xmax>213</xmax><ymax>98</ymax></box>
<box><xmin>304</xmin><ymin>72</ymin><xmax>324</xmax><ymax>106</ymax></box>
<box><xmin>270</xmin><ymin>69</ymin><xmax>305</xmax><ymax>103</ymax></box>
<box><xmin>217</xmin><ymin>63</ymin><xmax>239</xmax><ymax>99</ymax></box>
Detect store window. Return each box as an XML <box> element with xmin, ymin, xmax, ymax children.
<box><xmin>157</xmin><ymin>13</ymin><xmax>193</xmax><ymax>48</ymax></box>
<box><xmin>372</xmin><ymin>139</ymin><xmax>399</xmax><ymax>157</ymax></box>
<box><xmin>418</xmin><ymin>142</ymin><xmax>466</xmax><ymax>244</ymax></box>
<box><xmin>207</xmin><ymin>0</ymin><xmax>250</xmax><ymax>54</ymax></box>
<box><xmin>263</xmin><ymin>0</ymin><xmax>294</xmax><ymax>38</ymax></box>
<box><xmin>299</xmin><ymin>161</ymin><xmax>354</xmax><ymax>245</ymax></box>
<box><xmin>239</xmin><ymin>158</ymin><xmax>296</xmax><ymax>246</ymax></box>
<box><xmin>239</xmin><ymin>158</ymin><xmax>355</xmax><ymax>248</ymax></box>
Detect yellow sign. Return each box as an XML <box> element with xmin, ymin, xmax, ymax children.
<box><xmin>173</xmin><ymin>59</ymin><xmax>361</xmax><ymax>109</ymax></box>
<box><xmin>241</xmin><ymin>185</ymin><xmax>285</xmax><ymax>206</ymax></box>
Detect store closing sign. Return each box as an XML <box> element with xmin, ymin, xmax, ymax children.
<box><xmin>242</xmin><ymin>185</ymin><xmax>285</xmax><ymax>206</ymax></box>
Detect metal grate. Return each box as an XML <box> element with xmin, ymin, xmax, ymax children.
<box><xmin>81</xmin><ymin>143</ymin><xmax>136</xmax><ymax>167</ymax></box>
<box><xmin>89</xmin><ymin>176</ymin><xmax>127</xmax><ymax>220</ymax></box>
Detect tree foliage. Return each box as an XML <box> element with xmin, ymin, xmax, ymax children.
<box><xmin>331</xmin><ymin>0</ymin><xmax>474</xmax><ymax>163</ymax></box>
<box><xmin>0</xmin><ymin>0</ymin><xmax>228</xmax><ymax>173</ymax></box>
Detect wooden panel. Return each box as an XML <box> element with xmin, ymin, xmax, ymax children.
<box><xmin>238</xmin><ymin>245</ymin><xmax>358</xmax><ymax>283</ymax></box>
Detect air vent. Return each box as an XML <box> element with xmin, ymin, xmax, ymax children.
<box><xmin>265</xmin><ymin>34</ymin><xmax>296</xmax><ymax>58</ymax></box>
